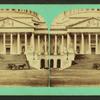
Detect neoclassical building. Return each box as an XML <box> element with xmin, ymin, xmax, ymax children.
<box><xmin>1</xmin><ymin>9</ymin><xmax>100</xmax><ymax>70</ymax></box>
<box><xmin>51</xmin><ymin>9</ymin><xmax>100</xmax><ymax>70</ymax></box>
<box><xmin>0</xmin><ymin>9</ymin><xmax>48</xmax><ymax>70</ymax></box>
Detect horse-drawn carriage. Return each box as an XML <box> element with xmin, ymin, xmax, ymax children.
<box><xmin>93</xmin><ymin>63</ymin><xmax>100</xmax><ymax>70</ymax></box>
<box><xmin>8</xmin><ymin>63</ymin><xmax>26</xmax><ymax>70</ymax></box>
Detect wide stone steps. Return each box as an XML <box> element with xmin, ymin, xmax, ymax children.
<box><xmin>0</xmin><ymin>54</ymin><xmax>26</xmax><ymax>61</ymax></box>
<box><xmin>71</xmin><ymin>54</ymin><xmax>100</xmax><ymax>69</ymax></box>
<box><xmin>0</xmin><ymin>54</ymin><xmax>30</xmax><ymax>70</ymax></box>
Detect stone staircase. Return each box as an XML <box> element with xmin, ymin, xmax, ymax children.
<box><xmin>70</xmin><ymin>54</ymin><xmax>100</xmax><ymax>69</ymax></box>
<box><xmin>0</xmin><ymin>54</ymin><xmax>30</xmax><ymax>70</ymax></box>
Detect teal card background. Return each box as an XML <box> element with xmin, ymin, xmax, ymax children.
<box><xmin>0</xmin><ymin>4</ymin><xmax>100</xmax><ymax>95</ymax></box>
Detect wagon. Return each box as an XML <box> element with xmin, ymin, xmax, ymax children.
<box><xmin>8</xmin><ymin>63</ymin><xmax>26</xmax><ymax>70</ymax></box>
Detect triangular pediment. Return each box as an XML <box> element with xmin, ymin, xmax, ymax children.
<box><xmin>0</xmin><ymin>17</ymin><xmax>33</xmax><ymax>28</ymax></box>
<box><xmin>68</xmin><ymin>17</ymin><xmax>100</xmax><ymax>28</ymax></box>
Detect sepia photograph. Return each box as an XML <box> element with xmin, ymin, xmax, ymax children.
<box><xmin>1</xmin><ymin>8</ymin><xmax>100</xmax><ymax>87</ymax></box>
<box><xmin>0</xmin><ymin>9</ymin><xmax>49</xmax><ymax>87</ymax></box>
<box><xmin>50</xmin><ymin>9</ymin><xmax>100</xmax><ymax>87</ymax></box>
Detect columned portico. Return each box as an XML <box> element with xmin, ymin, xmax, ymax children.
<box><xmin>0</xmin><ymin>32</ymin><xmax>35</xmax><ymax>55</ymax></box>
<box><xmin>65</xmin><ymin>32</ymin><xmax>100</xmax><ymax>55</ymax></box>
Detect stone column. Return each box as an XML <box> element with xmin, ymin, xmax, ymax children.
<box><xmin>3</xmin><ymin>33</ymin><xmax>6</xmax><ymax>54</ymax></box>
<box><xmin>17</xmin><ymin>33</ymin><xmax>20</xmax><ymax>54</ymax></box>
<box><xmin>44</xmin><ymin>34</ymin><xmax>47</xmax><ymax>55</ymax></box>
<box><xmin>10</xmin><ymin>33</ymin><xmax>13</xmax><ymax>54</ymax></box>
<box><xmin>31</xmin><ymin>33</ymin><xmax>35</xmax><ymax>53</ymax></box>
<box><xmin>88</xmin><ymin>33</ymin><xmax>91</xmax><ymax>54</ymax></box>
<box><xmin>61</xmin><ymin>35</ymin><xmax>64</xmax><ymax>55</ymax></box>
<box><xmin>74</xmin><ymin>33</ymin><xmax>77</xmax><ymax>53</ymax></box>
<box><xmin>25</xmin><ymin>33</ymin><xmax>27</xmax><ymax>54</ymax></box>
<box><xmin>54</xmin><ymin>35</ymin><xmax>57</xmax><ymax>55</ymax></box>
<box><xmin>81</xmin><ymin>33</ymin><xmax>84</xmax><ymax>54</ymax></box>
<box><xmin>67</xmin><ymin>33</ymin><xmax>70</xmax><ymax>50</ymax></box>
<box><xmin>96</xmin><ymin>34</ymin><xmax>98</xmax><ymax>54</ymax></box>
<box><xmin>38</xmin><ymin>35</ymin><xmax>40</xmax><ymax>55</ymax></box>
<box><xmin>54</xmin><ymin>59</ymin><xmax>57</xmax><ymax>68</ymax></box>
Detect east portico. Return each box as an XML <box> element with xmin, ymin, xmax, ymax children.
<box><xmin>51</xmin><ymin>9</ymin><xmax>100</xmax><ymax>70</ymax></box>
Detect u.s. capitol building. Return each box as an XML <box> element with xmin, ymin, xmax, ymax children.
<box><xmin>51</xmin><ymin>9</ymin><xmax>100</xmax><ymax>70</ymax></box>
<box><xmin>0</xmin><ymin>9</ymin><xmax>100</xmax><ymax>70</ymax></box>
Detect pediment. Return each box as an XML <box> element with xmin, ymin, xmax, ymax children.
<box><xmin>0</xmin><ymin>17</ymin><xmax>33</xmax><ymax>28</ymax></box>
<box><xmin>68</xmin><ymin>17</ymin><xmax>100</xmax><ymax>28</ymax></box>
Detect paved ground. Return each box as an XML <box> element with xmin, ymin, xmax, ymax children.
<box><xmin>0</xmin><ymin>69</ymin><xmax>49</xmax><ymax>87</ymax></box>
<box><xmin>50</xmin><ymin>69</ymin><xmax>100</xmax><ymax>87</ymax></box>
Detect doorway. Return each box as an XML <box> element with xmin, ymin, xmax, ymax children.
<box><xmin>50</xmin><ymin>59</ymin><xmax>54</xmax><ymax>68</ymax></box>
<box><xmin>91</xmin><ymin>47</ymin><xmax>95</xmax><ymax>54</ymax></box>
<box><xmin>76</xmin><ymin>46</ymin><xmax>80</xmax><ymax>54</ymax></box>
<box><xmin>6</xmin><ymin>47</ymin><xmax>10</xmax><ymax>54</ymax></box>
<box><xmin>21</xmin><ymin>46</ymin><xmax>25</xmax><ymax>54</ymax></box>
<box><xmin>40</xmin><ymin>59</ymin><xmax>45</xmax><ymax>69</ymax></box>
<box><xmin>57</xmin><ymin>59</ymin><xmax>61</xmax><ymax>68</ymax></box>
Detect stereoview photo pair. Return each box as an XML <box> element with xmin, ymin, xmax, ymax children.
<box><xmin>0</xmin><ymin>8</ymin><xmax>100</xmax><ymax>87</ymax></box>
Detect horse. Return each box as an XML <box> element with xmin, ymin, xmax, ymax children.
<box><xmin>93</xmin><ymin>63</ymin><xmax>100</xmax><ymax>70</ymax></box>
<box><xmin>17</xmin><ymin>64</ymin><xmax>26</xmax><ymax>70</ymax></box>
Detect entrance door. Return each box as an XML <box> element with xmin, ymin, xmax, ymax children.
<box><xmin>57</xmin><ymin>59</ymin><xmax>61</xmax><ymax>68</ymax></box>
<box><xmin>40</xmin><ymin>59</ymin><xmax>45</xmax><ymax>69</ymax></box>
<box><xmin>50</xmin><ymin>59</ymin><xmax>54</xmax><ymax>68</ymax></box>
<box><xmin>21</xmin><ymin>46</ymin><xmax>25</xmax><ymax>54</ymax></box>
<box><xmin>91</xmin><ymin>47</ymin><xmax>95</xmax><ymax>54</ymax></box>
<box><xmin>76</xmin><ymin>46</ymin><xmax>80</xmax><ymax>54</ymax></box>
<box><xmin>6</xmin><ymin>48</ymin><xmax>10</xmax><ymax>54</ymax></box>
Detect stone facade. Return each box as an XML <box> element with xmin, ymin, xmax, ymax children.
<box><xmin>0</xmin><ymin>9</ymin><xmax>48</xmax><ymax>70</ymax></box>
<box><xmin>51</xmin><ymin>9</ymin><xmax>100</xmax><ymax>70</ymax></box>
<box><xmin>1</xmin><ymin>9</ymin><xmax>100</xmax><ymax>70</ymax></box>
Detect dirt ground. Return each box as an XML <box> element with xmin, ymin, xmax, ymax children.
<box><xmin>1</xmin><ymin>68</ymin><xmax>100</xmax><ymax>87</ymax></box>
<box><xmin>50</xmin><ymin>69</ymin><xmax>100</xmax><ymax>87</ymax></box>
<box><xmin>0</xmin><ymin>69</ymin><xmax>49</xmax><ymax>87</ymax></box>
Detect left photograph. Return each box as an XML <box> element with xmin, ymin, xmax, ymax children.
<box><xmin>0</xmin><ymin>9</ymin><xmax>49</xmax><ymax>87</ymax></box>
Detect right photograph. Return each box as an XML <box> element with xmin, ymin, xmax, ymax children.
<box><xmin>50</xmin><ymin>9</ymin><xmax>100</xmax><ymax>87</ymax></box>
